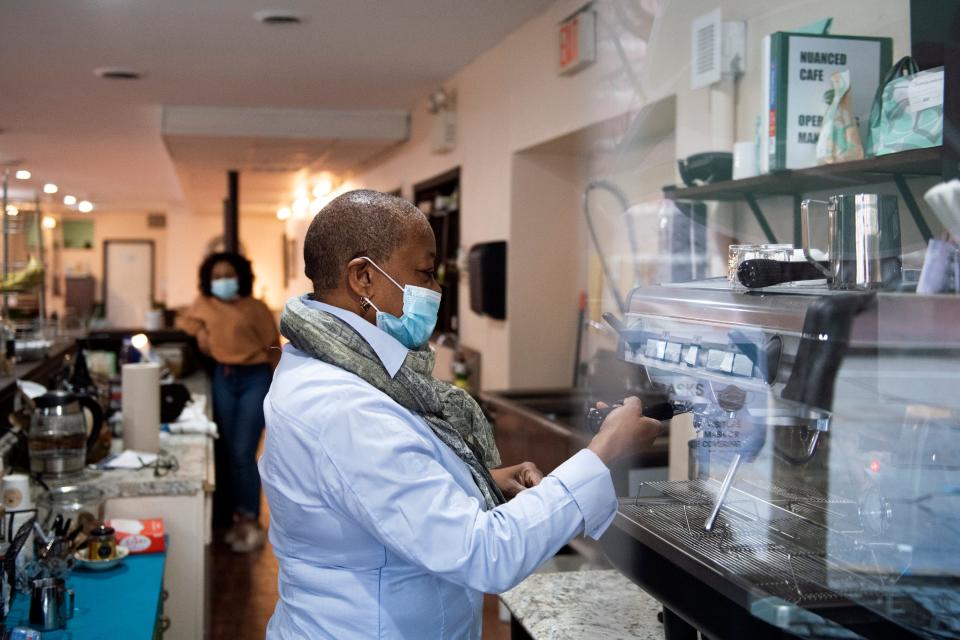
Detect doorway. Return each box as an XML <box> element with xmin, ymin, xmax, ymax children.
<box><xmin>103</xmin><ymin>240</ymin><xmax>155</xmax><ymax>328</ymax></box>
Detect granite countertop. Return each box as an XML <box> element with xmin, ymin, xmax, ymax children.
<box><xmin>78</xmin><ymin>432</ymin><xmax>213</xmax><ymax>499</ymax></box>
<box><xmin>72</xmin><ymin>369</ymin><xmax>215</xmax><ymax>500</ymax></box>
<box><xmin>501</xmin><ymin>569</ymin><xmax>664</xmax><ymax>640</ymax></box>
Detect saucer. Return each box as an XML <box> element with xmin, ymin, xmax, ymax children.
<box><xmin>74</xmin><ymin>545</ymin><xmax>130</xmax><ymax>571</ymax></box>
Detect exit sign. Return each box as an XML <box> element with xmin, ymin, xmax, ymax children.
<box><xmin>558</xmin><ymin>5</ymin><xmax>595</xmax><ymax>76</ymax></box>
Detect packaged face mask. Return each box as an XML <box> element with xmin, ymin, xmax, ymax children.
<box><xmin>816</xmin><ymin>69</ymin><xmax>865</xmax><ymax>165</ymax></box>
<box><xmin>866</xmin><ymin>56</ymin><xmax>943</xmax><ymax>157</ymax></box>
<box><xmin>361</xmin><ymin>258</ymin><xmax>441</xmax><ymax>349</ymax></box>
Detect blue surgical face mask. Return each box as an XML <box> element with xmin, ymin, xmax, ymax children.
<box><xmin>361</xmin><ymin>257</ymin><xmax>441</xmax><ymax>349</ymax></box>
<box><xmin>211</xmin><ymin>277</ymin><xmax>239</xmax><ymax>301</ymax></box>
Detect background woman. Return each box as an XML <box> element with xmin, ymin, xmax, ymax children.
<box><xmin>179</xmin><ymin>251</ymin><xmax>279</xmax><ymax>553</ymax></box>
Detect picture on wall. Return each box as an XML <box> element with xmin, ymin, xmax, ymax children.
<box><xmin>62</xmin><ymin>220</ymin><xmax>94</xmax><ymax>249</ymax></box>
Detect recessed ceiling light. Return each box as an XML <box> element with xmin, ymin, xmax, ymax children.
<box><xmin>78</xmin><ymin>200</ymin><xmax>94</xmax><ymax>213</ymax></box>
<box><xmin>42</xmin><ymin>216</ymin><xmax>57</xmax><ymax>229</ymax></box>
<box><xmin>254</xmin><ymin>10</ymin><xmax>304</xmax><ymax>25</ymax></box>
<box><xmin>43</xmin><ymin>183</ymin><xmax>58</xmax><ymax>194</ymax></box>
<box><xmin>312</xmin><ymin>179</ymin><xmax>333</xmax><ymax>198</ymax></box>
<box><xmin>15</xmin><ymin>170</ymin><xmax>30</xmax><ymax>180</ymax></box>
<box><xmin>63</xmin><ymin>195</ymin><xmax>77</xmax><ymax>206</ymax></box>
<box><xmin>291</xmin><ymin>197</ymin><xmax>309</xmax><ymax>218</ymax></box>
<box><xmin>94</xmin><ymin>67</ymin><xmax>142</xmax><ymax>80</ymax></box>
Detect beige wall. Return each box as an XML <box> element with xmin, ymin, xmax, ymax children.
<box><xmin>165</xmin><ymin>211</ymin><xmax>286</xmax><ymax>311</ymax></box>
<box><xmin>508</xmin><ymin>152</ymin><xmax>586</xmax><ymax>388</ymax></box>
<box><xmin>60</xmin><ymin>210</ymin><xmax>167</xmax><ymax>301</ymax></box>
<box><xmin>326</xmin><ymin>0</ymin><xmax>641</xmax><ymax>390</ymax></box>
<box><xmin>164</xmin><ymin>211</ymin><xmax>221</xmax><ymax>309</ymax></box>
<box><xmin>42</xmin><ymin>207</ymin><xmax>285</xmax><ymax>321</ymax></box>
<box><xmin>284</xmin><ymin>0</ymin><xmax>917</xmax><ymax>390</ymax></box>
<box><xmin>49</xmin><ymin>210</ymin><xmax>167</xmax><ymax>319</ymax></box>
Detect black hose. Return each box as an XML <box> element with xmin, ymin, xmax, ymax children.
<box><xmin>583</xmin><ymin>180</ymin><xmax>637</xmax><ymax>316</ymax></box>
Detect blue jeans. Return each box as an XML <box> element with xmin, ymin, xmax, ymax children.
<box><xmin>212</xmin><ymin>363</ymin><xmax>272</xmax><ymax>519</ymax></box>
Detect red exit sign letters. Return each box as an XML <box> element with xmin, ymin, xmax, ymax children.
<box><xmin>559</xmin><ymin>6</ymin><xmax>596</xmax><ymax>76</ymax></box>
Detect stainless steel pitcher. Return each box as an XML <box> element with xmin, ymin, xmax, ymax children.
<box><xmin>800</xmin><ymin>194</ymin><xmax>902</xmax><ymax>289</ymax></box>
<box><xmin>29</xmin><ymin>577</ymin><xmax>74</xmax><ymax>630</ymax></box>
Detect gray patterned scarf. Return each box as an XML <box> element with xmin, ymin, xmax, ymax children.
<box><xmin>280</xmin><ymin>295</ymin><xmax>505</xmax><ymax>509</ymax></box>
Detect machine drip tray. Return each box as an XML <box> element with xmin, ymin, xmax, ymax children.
<box><xmin>611</xmin><ymin>480</ymin><xmax>960</xmax><ymax>638</ymax></box>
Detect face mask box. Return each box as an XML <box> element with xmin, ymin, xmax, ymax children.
<box><xmin>105</xmin><ymin>518</ymin><xmax>166</xmax><ymax>554</ymax></box>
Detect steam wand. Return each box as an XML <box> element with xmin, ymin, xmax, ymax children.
<box><xmin>702</xmin><ymin>421</ymin><xmax>766</xmax><ymax>532</ymax></box>
<box><xmin>703</xmin><ymin>454</ymin><xmax>741</xmax><ymax>532</ymax></box>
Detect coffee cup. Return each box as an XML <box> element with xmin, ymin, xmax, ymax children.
<box><xmin>2</xmin><ymin>474</ymin><xmax>33</xmax><ymax>511</ymax></box>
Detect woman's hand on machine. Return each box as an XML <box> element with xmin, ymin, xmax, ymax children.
<box><xmin>588</xmin><ymin>396</ymin><xmax>661</xmax><ymax>467</ymax></box>
<box><xmin>491</xmin><ymin>462</ymin><xmax>544</xmax><ymax>499</ymax></box>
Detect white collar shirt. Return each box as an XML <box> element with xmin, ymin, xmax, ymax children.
<box><xmin>259</xmin><ymin>295</ymin><xmax>616</xmax><ymax>639</ymax></box>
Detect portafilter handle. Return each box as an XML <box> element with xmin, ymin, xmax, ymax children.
<box><xmin>585</xmin><ymin>401</ymin><xmax>693</xmax><ymax>434</ymax></box>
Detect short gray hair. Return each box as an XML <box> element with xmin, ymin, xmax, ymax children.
<box><xmin>304</xmin><ymin>189</ymin><xmax>429</xmax><ymax>294</ymax></box>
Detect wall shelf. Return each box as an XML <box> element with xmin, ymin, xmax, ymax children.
<box><xmin>663</xmin><ymin>146</ymin><xmax>942</xmax><ymax>201</ymax></box>
<box><xmin>662</xmin><ymin>146</ymin><xmax>944</xmax><ymax>244</ymax></box>
<box><xmin>413</xmin><ymin>168</ymin><xmax>460</xmax><ymax>336</ymax></box>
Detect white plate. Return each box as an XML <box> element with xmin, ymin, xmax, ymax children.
<box><xmin>17</xmin><ymin>380</ymin><xmax>47</xmax><ymax>400</ymax></box>
<box><xmin>74</xmin><ymin>544</ymin><xmax>130</xmax><ymax>571</ymax></box>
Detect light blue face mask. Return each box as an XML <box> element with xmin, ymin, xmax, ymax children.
<box><xmin>211</xmin><ymin>277</ymin><xmax>239</xmax><ymax>301</ymax></box>
<box><xmin>361</xmin><ymin>257</ymin><xmax>441</xmax><ymax>349</ymax></box>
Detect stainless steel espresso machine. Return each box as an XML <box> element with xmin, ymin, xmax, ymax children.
<box><xmin>600</xmin><ymin>279</ymin><xmax>960</xmax><ymax>639</ymax></box>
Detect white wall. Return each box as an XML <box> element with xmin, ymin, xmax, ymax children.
<box><xmin>285</xmin><ymin>0</ymin><xmax>919</xmax><ymax>390</ymax></box>
<box><xmin>165</xmin><ymin>211</ymin><xmax>286</xmax><ymax>311</ymax></box>
<box><xmin>509</xmin><ymin>151</ymin><xmax>586</xmax><ymax>388</ymax></box>
<box><xmin>331</xmin><ymin>0</ymin><xmax>646</xmax><ymax>390</ymax></box>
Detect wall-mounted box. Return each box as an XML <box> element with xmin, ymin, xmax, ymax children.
<box><xmin>468</xmin><ymin>241</ymin><xmax>506</xmax><ymax>320</ymax></box>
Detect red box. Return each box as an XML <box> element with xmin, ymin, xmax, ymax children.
<box><xmin>105</xmin><ymin>518</ymin><xmax>166</xmax><ymax>554</ymax></box>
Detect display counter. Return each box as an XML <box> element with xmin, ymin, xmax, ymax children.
<box><xmin>5</xmin><ymin>551</ymin><xmax>166</xmax><ymax>639</ymax></box>
<box><xmin>92</xmin><ymin>370</ymin><xmax>214</xmax><ymax>639</ymax></box>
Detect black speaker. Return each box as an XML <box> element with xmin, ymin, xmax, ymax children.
<box><xmin>468</xmin><ymin>241</ymin><xmax>506</xmax><ymax>320</ymax></box>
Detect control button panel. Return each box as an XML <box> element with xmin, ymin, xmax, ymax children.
<box><xmin>664</xmin><ymin>342</ymin><xmax>682</xmax><ymax>363</ymax></box>
<box><xmin>706</xmin><ymin>349</ymin><xmax>735</xmax><ymax>373</ymax></box>
<box><xmin>633</xmin><ymin>336</ymin><xmax>769</xmax><ymax>382</ymax></box>
<box><xmin>732</xmin><ymin>353</ymin><xmax>755</xmax><ymax>377</ymax></box>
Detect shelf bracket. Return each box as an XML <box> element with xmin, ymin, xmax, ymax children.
<box><xmin>793</xmin><ymin>195</ymin><xmax>803</xmax><ymax>247</ymax></box>
<box><xmin>743</xmin><ymin>193</ymin><xmax>778</xmax><ymax>244</ymax></box>
<box><xmin>893</xmin><ymin>174</ymin><xmax>933</xmax><ymax>243</ymax></box>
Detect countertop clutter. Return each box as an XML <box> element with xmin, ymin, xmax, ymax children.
<box><xmin>86</xmin><ymin>432</ymin><xmax>212</xmax><ymax>500</ymax></box>
<box><xmin>0</xmin><ymin>341</ymin><xmax>215</xmax><ymax>638</ymax></box>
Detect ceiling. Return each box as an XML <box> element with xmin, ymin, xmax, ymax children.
<box><xmin>0</xmin><ymin>0</ymin><xmax>553</xmax><ymax>216</ymax></box>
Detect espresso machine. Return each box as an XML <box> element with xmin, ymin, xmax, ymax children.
<box><xmin>600</xmin><ymin>279</ymin><xmax>960</xmax><ymax>639</ymax></box>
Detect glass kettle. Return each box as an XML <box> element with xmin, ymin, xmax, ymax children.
<box><xmin>28</xmin><ymin>391</ymin><xmax>104</xmax><ymax>480</ymax></box>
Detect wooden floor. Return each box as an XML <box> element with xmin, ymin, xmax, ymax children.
<box><xmin>210</xmin><ymin>499</ymin><xmax>511</xmax><ymax>639</ymax></box>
